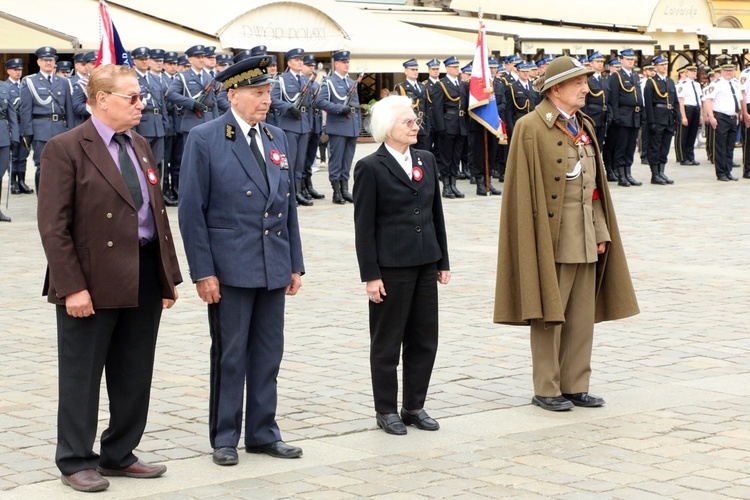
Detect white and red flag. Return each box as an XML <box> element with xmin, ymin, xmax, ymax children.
<box><xmin>468</xmin><ymin>20</ymin><xmax>503</xmax><ymax>139</ymax></box>
<box><xmin>95</xmin><ymin>0</ymin><xmax>132</xmax><ymax>68</ymax></box>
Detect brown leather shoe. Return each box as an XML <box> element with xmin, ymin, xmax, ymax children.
<box><xmin>61</xmin><ymin>469</ymin><xmax>110</xmax><ymax>492</ymax></box>
<box><xmin>98</xmin><ymin>459</ymin><xmax>167</xmax><ymax>478</ymax></box>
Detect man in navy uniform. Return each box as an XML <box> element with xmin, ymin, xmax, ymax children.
<box><xmin>644</xmin><ymin>54</ymin><xmax>680</xmax><ymax>185</ymax></box>
<box><xmin>271</xmin><ymin>48</ymin><xmax>314</xmax><ymax>207</ymax></box>
<box><xmin>300</xmin><ymin>54</ymin><xmax>325</xmax><ymax>201</ymax></box>
<box><xmin>423</xmin><ymin>58</ymin><xmax>441</xmax><ymax>153</ymax></box>
<box><xmin>161</xmin><ymin>51</ymin><xmax>181</xmax><ymax>206</ymax></box>
<box><xmin>608</xmin><ymin>48</ymin><xmax>644</xmax><ymax>187</ymax></box>
<box><xmin>20</xmin><ymin>46</ymin><xmax>75</xmax><ymax>193</ymax></box>
<box><xmin>71</xmin><ymin>51</ymin><xmax>97</xmax><ymax>127</ymax></box>
<box><xmin>56</xmin><ymin>61</ymin><xmax>73</xmax><ymax>78</ymax></box>
<box><xmin>5</xmin><ymin>58</ymin><xmax>32</xmax><ymax>195</ymax></box>
<box><xmin>132</xmin><ymin>47</ymin><xmax>170</xmax><ymax>174</ymax></box>
<box><xmin>430</xmin><ymin>56</ymin><xmax>467</xmax><ymax>199</ymax></box>
<box><xmin>315</xmin><ymin>50</ymin><xmax>361</xmax><ymax>204</ymax></box>
<box><xmin>583</xmin><ymin>51</ymin><xmax>615</xmax><ymax>181</ymax></box>
<box><xmin>394</xmin><ymin>58</ymin><xmax>430</xmax><ymax>151</ymax></box>
<box><xmin>178</xmin><ymin>55</ymin><xmax>305</xmax><ymax>466</ymax></box>
<box><xmin>0</xmin><ymin>77</ymin><xmax>19</xmax><ymax>221</ymax></box>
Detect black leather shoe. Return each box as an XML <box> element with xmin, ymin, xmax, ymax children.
<box><xmin>563</xmin><ymin>392</ymin><xmax>605</xmax><ymax>407</ymax></box>
<box><xmin>717</xmin><ymin>176</ymin><xmax>730</xmax><ymax>182</ymax></box>
<box><xmin>400</xmin><ymin>408</ymin><xmax>439</xmax><ymax>431</ymax></box>
<box><xmin>246</xmin><ymin>441</ymin><xmax>302</xmax><ymax>458</ymax></box>
<box><xmin>212</xmin><ymin>447</ymin><xmax>239</xmax><ymax>466</ymax></box>
<box><xmin>531</xmin><ymin>395</ymin><xmax>574</xmax><ymax>411</ymax></box>
<box><xmin>690</xmin><ymin>161</ymin><xmax>700</xmax><ymax>166</ymax></box>
<box><xmin>680</xmin><ymin>161</ymin><xmax>692</xmax><ymax>166</ymax></box>
<box><xmin>744</xmin><ymin>173</ymin><xmax>750</xmax><ymax>179</ymax></box>
<box><xmin>727</xmin><ymin>174</ymin><xmax>739</xmax><ymax>181</ymax></box>
<box><xmin>375</xmin><ymin>412</ymin><xmax>407</xmax><ymax>435</ymax></box>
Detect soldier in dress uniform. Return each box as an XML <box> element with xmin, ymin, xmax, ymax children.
<box><xmin>676</xmin><ymin>64</ymin><xmax>702</xmax><ymax>167</ymax></box>
<box><xmin>423</xmin><ymin>58</ymin><xmax>441</xmax><ymax>154</ymax></box>
<box><xmin>601</xmin><ymin>58</ymin><xmax>620</xmax><ymax>176</ymax></box>
<box><xmin>216</xmin><ymin>54</ymin><xmax>232</xmax><ymax>73</ymax></box>
<box><xmin>56</xmin><ymin>61</ymin><xmax>73</xmax><ymax>78</ymax></box>
<box><xmin>20</xmin><ymin>46</ymin><xmax>75</xmax><ymax>193</ymax></box>
<box><xmin>161</xmin><ymin>51</ymin><xmax>181</xmax><ymax>206</ymax></box>
<box><xmin>503</xmin><ymin>55</ymin><xmax>522</xmax><ymax>83</ymax></box>
<box><xmin>506</xmin><ymin>61</ymin><xmax>540</xmax><ymax>142</ymax></box>
<box><xmin>490</xmin><ymin>56</ymin><xmax>509</xmax><ymax>182</ymax></box>
<box><xmin>705</xmin><ymin>63</ymin><xmax>744</xmax><ymax>181</ymax></box>
<box><xmin>178</xmin><ymin>56</ymin><xmax>190</xmax><ymax>72</ymax></box>
<box><xmin>299</xmin><ymin>54</ymin><xmax>325</xmax><ymax>201</ymax></box>
<box><xmin>608</xmin><ymin>49</ymin><xmax>644</xmax><ymax>187</ymax></box>
<box><xmin>271</xmin><ymin>48</ymin><xmax>315</xmax><ymax>207</ymax></box>
<box><xmin>70</xmin><ymin>51</ymin><xmax>96</xmax><ymax>127</ymax></box>
<box><xmin>583</xmin><ymin>52</ymin><xmax>615</xmax><ymax>181</ymax></box>
<box><xmin>467</xmin><ymin>57</ymin><xmax>502</xmax><ymax>197</ymax></box>
<box><xmin>644</xmin><ymin>55</ymin><xmax>680</xmax><ymax>185</ymax></box>
<box><xmin>72</xmin><ymin>53</ymin><xmax>86</xmax><ymax>83</ymax></box>
<box><xmin>638</xmin><ymin>63</ymin><xmax>656</xmax><ymax>166</ymax></box>
<box><xmin>0</xmin><ymin>78</ymin><xmax>19</xmax><ymax>221</ymax></box>
<box><xmin>429</xmin><ymin>56</ymin><xmax>467</xmax><ymax>199</ymax></box>
<box><xmin>149</xmin><ymin>48</ymin><xmax>177</xmax><ymax>206</ymax></box>
<box><xmin>5</xmin><ymin>58</ymin><xmax>32</xmax><ymax>195</ymax></box>
<box><xmin>315</xmin><ymin>50</ymin><xmax>361</xmax><ymax>205</ymax></box>
<box><xmin>459</xmin><ymin>63</ymin><xmax>473</xmax><ymax>180</ymax></box>
<box><xmin>536</xmin><ymin>55</ymin><xmax>554</xmax><ymax>77</ymax></box>
<box><xmin>394</xmin><ymin>58</ymin><xmax>430</xmax><ymax>151</ymax></box>
<box><xmin>203</xmin><ymin>46</ymin><xmax>218</xmax><ymax>79</ymax></box>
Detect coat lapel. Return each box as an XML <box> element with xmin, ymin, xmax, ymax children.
<box><xmin>225</xmin><ymin>113</ymin><xmax>270</xmax><ymax>197</ymax></box>
<box><xmin>376</xmin><ymin>143</ymin><xmax>413</xmax><ymax>190</ymax></box>
<box><xmin>261</xmin><ymin>125</ymin><xmax>280</xmax><ymax>209</ymax></box>
<box><xmin>79</xmin><ymin>121</ymin><xmax>138</xmax><ymax>208</ymax></box>
<box><xmin>132</xmin><ymin>138</ymin><xmax>158</xmax><ymax>208</ymax></box>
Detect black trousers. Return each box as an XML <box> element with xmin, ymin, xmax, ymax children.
<box><xmin>55</xmin><ymin>243</ymin><xmax>162</xmax><ymax>476</ymax></box>
<box><xmin>679</xmin><ymin>106</ymin><xmax>701</xmax><ymax>163</ymax></box>
<box><xmin>369</xmin><ymin>263</ymin><xmax>439</xmax><ymax>414</ymax></box>
<box><xmin>468</xmin><ymin>120</ymin><xmax>498</xmax><ymax>179</ymax></box>
<box><xmin>714</xmin><ymin>112</ymin><xmax>737</xmax><ymax>178</ymax></box>
<box><xmin>611</xmin><ymin>124</ymin><xmax>640</xmax><ymax>169</ymax></box>
<box><xmin>436</xmin><ymin>131</ymin><xmax>464</xmax><ymax>178</ymax></box>
<box><xmin>647</xmin><ymin>123</ymin><xmax>675</xmax><ymax>166</ymax></box>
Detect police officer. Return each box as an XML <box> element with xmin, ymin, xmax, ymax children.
<box><xmin>0</xmin><ymin>78</ymin><xmax>19</xmax><ymax>221</ymax></box>
<box><xmin>490</xmin><ymin>56</ymin><xmax>509</xmax><ymax>182</ymax></box>
<box><xmin>394</xmin><ymin>58</ymin><xmax>430</xmax><ymax>151</ymax></box>
<box><xmin>583</xmin><ymin>52</ymin><xmax>614</xmax><ymax>180</ymax></box>
<box><xmin>705</xmin><ymin>63</ymin><xmax>744</xmax><ymax>181</ymax></box>
<box><xmin>20</xmin><ymin>46</ymin><xmax>75</xmax><ymax>192</ymax></box>
<box><xmin>644</xmin><ymin>55</ymin><xmax>680</xmax><ymax>185</ymax></box>
<box><xmin>608</xmin><ymin>48</ymin><xmax>644</xmax><ymax>187</ymax></box>
<box><xmin>131</xmin><ymin>47</ymin><xmax>170</xmax><ymax>178</ymax></box>
<box><xmin>271</xmin><ymin>48</ymin><xmax>314</xmax><ymax>207</ymax></box>
<box><xmin>676</xmin><ymin>65</ymin><xmax>702</xmax><ymax>167</ymax></box>
<box><xmin>704</xmin><ymin>68</ymin><xmax>718</xmax><ymax>164</ymax></box>
<box><xmin>299</xmin><ymin>54</ymin><xmax>325</xmax><ymax>201</ymax></box>
<box><xmin>430</xmin><ymin>56</ymin><xmax>466</xmax><ymax>199</ymax></box>
<box><xmin>315</xmin><ymin>50</ymin><xmax>361</xmax><ymax>205</ymax></box>
<box><xmin>5</xmin><ymin>58</ymin><xmax>31</xmax><ymax>195</ymax></box>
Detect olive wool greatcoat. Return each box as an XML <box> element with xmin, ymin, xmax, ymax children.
<box><xmin>494</xmin><ymin>99</ymin><xmax>639</xmax><ymax>327</ymax></box>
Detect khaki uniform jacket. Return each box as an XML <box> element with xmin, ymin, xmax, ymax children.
<box><xmin>494</xmin><ymin>99</ymin><xmax>639</xmax><ymax>327</ymax></box>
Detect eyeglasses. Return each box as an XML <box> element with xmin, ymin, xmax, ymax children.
<box><xmin>105</xmin><ymin>91</ymin><xmax>145</xmax><ymax>105</ymax></box>
<box><xmin>400</xmin><ymin>117</ymin><xmax>423</xmax><ymax>128</ymax></box>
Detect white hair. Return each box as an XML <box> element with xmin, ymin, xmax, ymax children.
<box><xmin>368</xmin><ymin>95</ymin><xmax>413</xmax><ymax>143</ymax></box>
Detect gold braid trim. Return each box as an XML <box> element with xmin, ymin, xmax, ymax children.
<box><xmin>649</xmin><ymin>77</ymin><xmax>669</xmax><ymax>99</ymax></box>
<box><xmin>395</xmin><ymin>83</ymin><xmax>420</xmax><ymax>109</ymax></box>
<box><xmin>438</xmin><ymin>81</ymin><xmax>461</xmax><ymax>102</ymax></box>
<box><xmin>510</xmin><ymin>84</ymin><xmax>530</xmax><ymax>112</ymax></box>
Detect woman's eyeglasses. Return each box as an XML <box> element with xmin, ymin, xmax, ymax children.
<box><xmin>106</xmin><ymin>92</ymin><xmax>146</xmax><ymax>105</ymax></box>
<box><xmin>400</xmin><ymin>117</ymin><xmax>423</xmax><ymax>128</ymax></box>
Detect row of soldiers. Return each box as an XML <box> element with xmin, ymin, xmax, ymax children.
<box><xmin>1</xmin><ymin>43</ymin><xmax>364</xmax><ymax>217</ymax></box>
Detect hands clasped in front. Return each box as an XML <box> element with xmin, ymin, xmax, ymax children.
<box><xmin>196</xmin><ymin>274</ymin><xmax>302</xmax><ymax>304</ymax></box>
<box><xmin>366</xmin><ymin>270</ymin><xmax>451</xmax><ymax>304</ymax></box>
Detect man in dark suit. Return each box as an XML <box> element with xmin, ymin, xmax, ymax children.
<box><xmin>608</xmin><ymin>48</ymin><xmax>644</xmax><ymax>186</ymax></box>
<box><xmin>37</xmin><ymin>64</ymin><xmax>182</xmax><ymax>492</ymax></box>
<box><xmin>178</xmin><ymin>55</ymin><xmax>305</xmax><ymax>467</ymax></box>
<box><xmin>644</xmin><ymin>55</ymin><xmax>680</xmax><ymax>184</ymax></box>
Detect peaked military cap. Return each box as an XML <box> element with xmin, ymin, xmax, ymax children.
<box><xmin>588</xmin><ymin>52</ymin><xmax>605</xmax><ymax>62</ymax></box>
<box><xmin>642</xmin><ymin>64</ymin><xmax>655</xmax><ymax>71</ymax></box>
<box><xmin>517</xmin><ymin>61</ymin><xmax>535</xmax><ymax>71</ymax></box>
<box><xmin>505</xmin><ymin>54</ymin><xmax>522</xmax><ymax>65</ymax></box>
<box><xmin>186</xmin><ymin>45</ymin><xmax>205</xmax><ymax>57</ymax></box>
<box><xmin>722</xmin><ymin>63</ymin><xmax>736</xmax><ymax>70</ymax></box>
<box><xmin>216</xmin><ymin>55</ymin><xmax>275</xmax><ymax>90</ymax></box>
<box><xmin>285</xmin><ymin>48</ymin><xmax>305</xmax><ymax>60</ymax></box>
<box><xmin>177</xmin><ymin>55</ymin><xmax>189</xmax><ymax>66</ymax></box>
<box><xmin>537</xmin><ymin>55</ymin><xmax>555</xmax><ymax>66</ymax></box>
<box><xmin>443</xmin><ymin>56</ymin><xmax>460</xmax><ymax>67</ymax></box>
<box><xmin>608</xmin><ymin>58</ymin><xmax>621</xmax><ymax>66</ymax></box>
<box><xmin>5</xmin><ymin>58</ymin><xmax>23</xmax><ymax>70</ymax></box>
<box><xmin>215</xmin><ymin>54</ymin><xmax>232</xmax><ymax>65</ymax></box>
<box><xmin>461</xmin><ymin>63</ymin><xmax>472</xmax><ymax>73</ymax></box>
<box><xmin>73</xmin><ymin>53</ymin><xmax>85</xmax><ymax>63</ymax></box>
<box><xmin>578</xmin><ymin>56</ymin><xmax>589</xmax><ymax>65</ymax></box>
<box><xmin>652</xmin><ymin>54</ymin><xmax>668</xmax><ymax>65</ymax></box>
<box><xmin>426</xmin><ymin>58</ymin><xmax>441</xmax><ymax>68</ymax></box>
<box><xmin>250</xmin><ymin>45</ymin><xmax>267</xmax><ymax>56</ymax></box>
<box><xmin>684</xmin><ymin>64</ymin><xmax>698</xmax><ymax>71</ymax></box>
<box><xmin>35</xmin><ymin>46</ymin><xmax>57</xmax><ymax>60</ymax></box>
<box><xmin>540</xmin><ymin>56</ymin><xmax>594</xmax><ymax>93</ymax></box>
<box><xmin>234</xmin><ymin>50</ymin><xmax>252</xmax><ymax>64</ymax></box>
<box><xmin>488</xmin><ymin>56</ymin><xmax>499</xmax><ymax>67</ymax></box>
<box><xmin>56</xmin><ymin>61</ymin><xmax>73</xmax><ymax>72</ymax></box>
<box><xmin>82</xmin><ymin>51</ymin><xmax>97</xmax><ymax>63</ymax></box>
<box><xmin>164</xmin><ymin>51</ymin><xmax>179</xmax><ymax>63</ymax></box>
<box><xmin>303</xmin><ymin>55</ymin><xmax>316</xmax><ymax>66</ymax></box>
<box><xmin>620</xmin><ymin>48</ymin><xmax>636</xmax><ymax>57</ymax></box>
<box><xmin>332</xmin><ymin>51</ymin><xmax>351</xmax><ymax>62</ymax></box>
<box><xmin>131</xmin><ymin>47</ymin><xmax>150</xmax><ymax>60</ymax></box>
<box><xmin>403</xmin><ymin>58</ymin><xmax>418</xmax><ymax>68</ymax></box>
<box><xmin>203</xmin><ymin>46</ymin><xmax>217</xmax><ymax>57</ymax></box>
<box><xmin>149</xmin><ymin>48</ymin><xmax>165</xmax><ymax>60</ymax></box>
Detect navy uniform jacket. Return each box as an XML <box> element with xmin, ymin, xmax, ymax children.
<box><xmin>20</xmin><ymin>72</ymin><xmax>74</xmax><ymax>140</ymax></box>
<box><xmin>493</xmin><ymin>76</ymin><xmax>507</xmax><ymax>116</ymax></box>
<box><xmin>353</xmin><ymin>145</ymin><xmax>449</xmax><ymax>282</ymax></box>
<box><xmin>430</xmin><ymin>77</ymin><xmax>467</xmax><ymax>136</ymax></box>
<box><xmin>71</xmin><ymin>80</ymin><xmax>90</xmax><ymax>126</ymax></box>
<box><xmin>583</xmin><ymin>74</ymin><xmax>611</xmax><ymax>128</ymax></box>
<box><xmin>162</xmin><ymin>73</ymin><xmax>183</xmax><ymax>133</ymax></box>
<box><xmin>178</xmin><ymin>111</ymin><xmax>304</xmax><ymax>290</ymax></box>
<box><xmin>167</xmin><ymin>69</ymin><xmax>220</xmax><ymax>133</ymax></box>
<box><xmin>270</xmin><ymin>71</ymin><xmax>313</xmax><ymax>134</ymax></box>
<box><xmin>394</xmin><ymin>79</ymin><xmax>430</xmax><ymax>139</ymax></box>
<box><xmin>0</xmin><ymin>81</ymin><xmax>20</xmax><ymax>146</ymax></box>
<box><xmin>5</xmin><ymin>79</ymin><xmax>22</xmax><ymax>126</ymax></box>
<box><xmin>609</xmin><ymin>69</ymin><xmax>643</xmax><ymax>128</ymax></box>
<box><xmin>315</xmin><ymin>73</ymin><xmax>361</xmax><ymax>137</ymax></box>
<box><xmin>135</xmin><ymin>71</ymin><xmax>169</xmax><ymax>139</ymax></box>
<box><xmin>308</xmin><ymin>80</ymin><xmax>323</xmax><ymax>134</ymax></box>
<box><xmin>644</xmin><ymin>76</ymin><xmax>681</xmax><ymax>128</ymax></box>
<box><xmin>506</xmin><ymin>79</ymin><xmax>540</xmax><ymax>134</ymax></box>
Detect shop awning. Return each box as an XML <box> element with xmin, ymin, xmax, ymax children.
<box><xmin>701</xmin><ymin>26</ymin><xmax>750</xmax><ymax>53</ymax></box>
<box><xmin>0</xmin><ymin>12</ymin><xmax>79</xmax><ymax>53</ymax></box>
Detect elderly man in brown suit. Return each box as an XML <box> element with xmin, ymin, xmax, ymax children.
<box><xmin>38</xmin><ymin>64</ymin><xmax>182</xmax><ymax>492</ymax></box>
<box><xmin>494</xmin><ymin>57</ymin><xmax>639</xmax><ymax>412</ymax></box>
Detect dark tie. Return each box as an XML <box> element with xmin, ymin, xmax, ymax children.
<box><xmin>296</xmin><ymin>74</ymin><xmax>302</xmax><ymax>87</ymax></box>
<box><xmin>691</xmin><ymin>81</ymin><xmax>700</xmax><ymax>107</ymax></box>
<box><xmin>210</xmin><ymin>70</ymin><xmax>215</xmax><ymax>78</ymax></box>
<box><xmin>414</xmin><ymin>82</ymin><xmax>420</xmax><ymax>93</ymax></box>
<box><xmin>249</xmin><ymin>129</ymin><xmax>268</xmax><ymax>182</ymax></box>
<box><xmin>730</xmin><ymin>82</ymin><xmax>740</xmax><ymax>113</ymax></box>
<box><xmin>48</xmin><ymin>75</ymin><xmax>52</xmax><ymax>84</ymax></box>
<box><xmin>112</xmin><ymin>134</ymin><xmax>144</xmax><ymax>209</ymax></box>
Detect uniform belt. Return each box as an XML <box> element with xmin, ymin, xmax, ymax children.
<box><xmin>586</xmin><ymin>103</ymin><xmax>607</xmax><ymax>110</ymax></box>
<box><xmin>684</xmin><ymin>105</ymin><xmax>699</xmax><ymax>108</ymax></box>
<box><xmin>144</xmin><ymin>108</ymin><xmax>161</xmax><ymax>115</ymax></box>
<box><xmin>298</xmin><ymin>106</ymin><xmax>307</xmax><ymax>113</ymax></box>
<box><xmin>654</xmin><ymin>103</ymin><xmax>673</xmax><ymax>109</ymax></box>
<box><xmin>715</xmin><ymin>111</ymin><xmax>737</xmax><ymax>118</ymax></box>
<box><xmin>446</xmin><ymin>109</ymin><xmax>465</xmax><ymax>116</ymax></box>
<box><xmin>33</xmin><ymin>113</ymin><xmax>65</xmax><ymax>121</ymax></box>
<box><xmin>620</xmin><ymin>105</ymin><xmax>641</xmax><ymax>113</ymax></box>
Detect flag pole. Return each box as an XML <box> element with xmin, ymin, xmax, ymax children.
<box><xmin>478</xmin><ymin>8</ymin><xmax>491</xmax><ymax>196</ymax></box>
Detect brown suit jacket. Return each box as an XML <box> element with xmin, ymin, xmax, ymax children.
<box><xmin>37</xmin><ymin>118</ymin><xmax>182</xmax><ymax>308</ymax></box>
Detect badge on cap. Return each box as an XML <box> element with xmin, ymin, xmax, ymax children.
<box><xmin>147</xmin><ymin>168</ymin><xmax>158</xmax><ymax>185</ymax></box>
<box><xmin>412</xmin><ymin>166</ymin><xmax>423</xmax><ymax>182</ymax></box>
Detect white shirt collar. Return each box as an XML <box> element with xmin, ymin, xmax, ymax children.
<box><xmin>384</xmin><ymin>143</ymin><xmax>412</xmax><ymax>180</ymax></box>
<box><xmin>231</xmin><ymin>108</ymin><xmax>264</xmax><ymax>155</ymax></box>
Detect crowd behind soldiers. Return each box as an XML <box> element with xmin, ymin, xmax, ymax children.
<box><xmin>2</xmin><ymin>44</ymin><xmax>749</xmax><ymax>223</ymax></box>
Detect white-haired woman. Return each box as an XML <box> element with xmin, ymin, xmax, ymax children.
<box><xmin>353</xmin><ymin>95</ymin><xmax>451</xmax><ymax>435</ymax></box>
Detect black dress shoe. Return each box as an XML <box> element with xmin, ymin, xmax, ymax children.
<box><xmin>562</xmin><ymin>392</ymin><xmax>605</xmax><ymax>407</ymax></box>
<box><xmin>400</xmin><ymin>408</ymin><xmax>439</xmax><ymax>431</ymax></box>
<box><xmin>246</xmin><ymin>440</ymin><xmax>302</xmax><ymax>458</ymax></box>
<box><xmin>531</xmin><ymin>395</ymin><xmax>574</xmax><ymax>411</ymax></box>
<box><xmin>375</xmin><ymin>412</ymin><xmax>407</xmax><ymax>435</ymax></box>
<box><xmin>717</xmin><ymin>176</ymin><xmax>730</xmax><ymax>182</ymax></box>
<box><xmin>690</xmin><ymin>160</ymin><xmax>700</xmax><ymax>166</ymax></box>
<box><xmin>212</xmin><ymin>447</ymin><xmax>239</xmax><ymax>466</ymax></box>
<box><xmin>727</xmin><ymin>174</ymin><xmax>739</xmax><ymax>181</ymax></box>
<box><xmin>679</xmin><ymin>161</ymin><xmax>692</xmax><ymax>166</ymax></box>
<box><xmin>744</xmin><ymin>173</ymin><xmax>750</xmax><ymax>179</ymax></box>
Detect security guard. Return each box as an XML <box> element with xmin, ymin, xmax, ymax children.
<box><xmin>705</xmin><ymin>62</ymin><xmax>744</xmax><ymax>181</ymax></box>
<box><xmin>429</xmin><ymin>56</ymin><xmax>467</xmax><ymax>199</ymax></box>
<box><xmin>677</xmin><ymin>64</ymin><xmax>702</xmax><ymax>167</ymax></box>
<box><xmin>583</xmin><ymin>52</ymin><xmax>612</xmax><ymax>179</ymax></box>
<box><xmin>0</xmin><ymin>78</ymin><xmax>19</xmax><ymax>221</ymax></box>
<box><xmin>315</xmin><ymin>50</ymin><xmax>361</xmax><ymax>204</ymax></box>
<box><xmin>394</xmin><ymin>58</ymin><xmax>430</xmax><ymax>151</ymax></box>
<box><xmin>608</xmin><ymin>48</ymin><xmax>644</xmax><ymax>187</ymax></box>
<box><xmin>299</xmin><ymin>54</ymin><xmax>325</xmax><ymax>201</ymax></box>
<box><xmin>644</xmin><ymin>54</ymin><xmax>680</xmax><ymax>184</ymax></box>
<box><xmin>19</xmin><ymin>46</ymin><xmax>74</xmax><ymax>193</ymax></box>
<box><xmin>5</xmin><ymin>58</ymin><xmax>31</xmax><ymax>195</ymax></box>
<box><xmin>131</xmin><ymin>47</ymin><xmax>170</xmax><ymax>171</ymax></box>
<box><xmin>271</xmin><ymin>48</ymin><xmax>314</xmax><ymax>207</ymax></box>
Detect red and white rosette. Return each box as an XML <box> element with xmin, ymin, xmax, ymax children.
<box><xmin>270</xmin><ymin>149</ymin><xmax>282</xmax><ymax>165</ymax></box>
<box><xmin>412</xmin><ymin>166</ymin><xmax>423</xmax><ymax>182</ymax></box>
<box><xmin>146</xmin><ymin>168</ymin><xmax>158</xmax><ymax>185</ymax></box>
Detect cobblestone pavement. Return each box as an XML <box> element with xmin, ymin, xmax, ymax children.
<box><xmin>2</xmin><ymin>143</ymin><xmax>750</xmax><ymax>499</ymax></box>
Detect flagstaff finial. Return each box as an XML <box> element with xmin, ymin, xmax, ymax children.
<box><xmin>478</xmin><ymin>7</ymin><xmax>483</xmax><ymax>22</ymax></box>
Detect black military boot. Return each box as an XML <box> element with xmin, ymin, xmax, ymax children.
<box><xmin>659</xmin><ymin>164</ymin><xmax>674</xmax><ymax>184</ymax></box>
<box><xmin>295</xmin><ymin>180</ymin><xmax>313</xmax><ymax>206</ymax></box>
<box><xmin>10</xmin><ymin>172</ymin><xmax>19</xmax><ymax>194</ymax></box>
<box><xmin>449</xmin><ymin>176</ymin><xmax>465</xmax><ymax>198</ymax></box>
<box><xmin>625</xmin><ymin>167</ymin><xmax>642</xmax><ymax>186</ymax></box>
<box><xmin>340</xmin><ymin>180</ymin><xmax>354</xmax><ymax>203</ymax></box>
<box><xmin>650</xmin><ymin>165</ymin><xmax>666</xmax><ymax>185</ymax></box>
<box><xmin>0</xmin><ymin>182</ymin><xmax>10</xmax><ymax>222</ymax></box>
<box><xmin>305</xmin><ymin>176</ymin><xmax>325</xmax><ymax>199</ymax></box>
<box><xmin>476</xmin><ymin>177</ymin><xmax>488</xmax><ymax>195</ymax></box>
<box><xmin>18</xmin><ymin>172</ymin><xmax>33</xmax><ymax>194</ymax></box>
<box><xmin>299</xmin><ymin>179</ymin><xmax>313</xmax><ymax>201</ymax></box>
<box><xmin>171</xmin><ymin>176</ymin><xmax>180</xmax><ymax>200</ymax></box>
<box><xmin>617</xmin><ymin>167</ymin><xmax>631</xmax><ymax>187</ymax></box>
<box><xmin>331</xmin><ymin>181</ymin><xmax>345</xmax><ymax>204</ymax></box>
<box><xmin>442</xmin><ymin>178</ymin><xmax>456</xmax><ymax>199</ymax></box>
